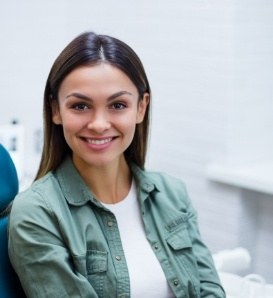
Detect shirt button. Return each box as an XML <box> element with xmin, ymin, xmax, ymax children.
<box><xmin>173</xmin><ymin>279</ymin><xmax>179</xmax><ymax>286</ymax></box>
<box><xmin>107</xmin><ymin>221</ymin><xmax>113</xmax><ymax>227</ymax></box>
<box><xmin>115</xmin><ymin>255</ymin><xmax>121</xmax><ymax>261</ymax></box>
<box><xmin>154</xmin><ymin>245</ymin><xmax>159</xmax><ymax>250</ymax></box>
<box><xmin>145</xmin><ymin>183</ymin><xmax>153</xmax><ymax>191</ymax></box>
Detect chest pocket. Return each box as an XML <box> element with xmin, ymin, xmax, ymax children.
<box><xmin>166</xmin><ymin>227</ymin><xmax>192</xmax><ymax>250</ymax></box>
<box><xmin>165</xmin><ymin>213</ymin><xmax>192</xmax><ymax>250</ymax></box>
<box><xmin>86</xmin><ymin>250</ymin><xmax>108</xmax><ymax>297</ymax></box>
<box><xmin>86</xmin><ymin>250</ymin><xmax>108</xmax><ymax>274</ymax></box>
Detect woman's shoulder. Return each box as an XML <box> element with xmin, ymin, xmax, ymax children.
<box><xmin>136</xmin><ymin>168</ymin><xmax>194</xmax><ymax>213</ymax></box>
<box><xmin>10</xmin><ymin>172</ymin><xmax>61</xmax><ymax>217</ymax></box>
<box><xmin>18</xmin><ymin>171</ymin><xmax>57</xmax><ymax>196</ymax></box>
<box><xmin>133</xmin><ymin>165</ymin><xmax>189</xmax><ymax>202</ymax></box>
<box><xmin>144</xmin><ymin>168</ymin><xmax>187</xmax><ymax>193</ymax></box>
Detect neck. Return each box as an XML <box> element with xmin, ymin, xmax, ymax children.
<box><xmin>74</xmin><ymin>156</ymin><xmax>132</xmax><ymax>204</ymax></box>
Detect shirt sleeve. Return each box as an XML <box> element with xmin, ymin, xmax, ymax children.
<box><xmin>184</xmin><ymin>190</ymin><xmax>226</xmax><ymax>298</ymax></box>
<box><xmin>8</xmin><ymin>190</ymin><xmax>98</xmax><ymax>298</ymax></box>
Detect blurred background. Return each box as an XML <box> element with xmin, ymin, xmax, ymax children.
<box><xmin>1</xmin><ymin>0</ymin><xmax>273</xmax><ymax>283</ymax></box>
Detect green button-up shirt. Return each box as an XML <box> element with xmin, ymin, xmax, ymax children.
<box><xmin>8</xmin><ymin>157</ymin><xmax>225</xmax><ymax>298</ymax></box>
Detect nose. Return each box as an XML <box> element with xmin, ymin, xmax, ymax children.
<box><xmin>87</xmin><ymin>110</ymin><xmax>111</xmax><ymax>134</ymax></box>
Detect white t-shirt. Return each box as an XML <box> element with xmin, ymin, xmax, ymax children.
<box><xmin>102</xmin><ymin>180</ymin><xmax>174</xmax><ymax>298</ymax></box>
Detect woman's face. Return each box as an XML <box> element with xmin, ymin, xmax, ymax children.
<box><xmin>52</xmin><ymin>64</ymin><xmax>148</xmax><ymax>170</ymax></box>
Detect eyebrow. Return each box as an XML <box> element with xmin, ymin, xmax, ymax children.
<box><xmin>65</xmin><ymin>91</ymin><xmax>133</xmax><ymax>101</ymax></box>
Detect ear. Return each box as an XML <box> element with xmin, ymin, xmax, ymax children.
<box><xmin>136</xmin><ymin>93</ymin><xmax>149</xmax><ymax>124</ymax></box>
<box><xmin>51</xmin><ymin>100</ymin><xmax>62</xmax><ymax>125</ymax></box>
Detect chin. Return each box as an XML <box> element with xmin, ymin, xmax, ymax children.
<box><xmin>84</xmin><ymin>156</ymin><xmax>122</xmax><ymax>169</ymax></box>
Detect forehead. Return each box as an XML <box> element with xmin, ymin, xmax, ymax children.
<box><xmin>59</xmin><ymin>64</ymin><xmax>138</xmax><ymax>95</ymax></box>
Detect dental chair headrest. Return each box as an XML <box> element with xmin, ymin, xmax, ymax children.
<box><xmin>0</xmin><ymin>144</ymin><xmax>19</xmax><ymax>213</ymax></box>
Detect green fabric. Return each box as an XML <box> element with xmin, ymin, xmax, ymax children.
<box><xmin>8</xmin><ymin>157</ymin><xmax>225</xmax><ymax>298</ymax></box>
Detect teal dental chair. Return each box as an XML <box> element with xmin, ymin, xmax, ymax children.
<box><xmin>0</xmin><ymin>144</ymin><xmax>26</xmax><ymax>297</ymax></box>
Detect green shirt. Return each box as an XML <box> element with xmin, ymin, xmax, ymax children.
<box><xmin>8</xmin><ymin>157</ymin><xmax>225</xmax><ymax>298</ymax></box>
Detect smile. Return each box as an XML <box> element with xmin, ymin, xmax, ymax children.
<box><xmin>85</xmin><ymin>137</ymin><xmax>114</xmax><ymax>145</ymax></box>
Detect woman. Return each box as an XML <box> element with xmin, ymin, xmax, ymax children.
<box><xmin>8</xmin><ymin>32</ymin><xmax>225</xmax><ymax>298</ymax></box>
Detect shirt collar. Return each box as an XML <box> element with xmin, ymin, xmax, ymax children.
<box><xmin>130</xmin><ymin>163</ymin><xmax>160</xmax><ymax>205</ymax></box>
<box><xmin>55</xmin><ymin>157</ymin><xmax>159</xmax><ymax>206</ymax></box>
<box><xmin>130</xmin><ymin>163</ymin><xmax>158</xmax><ymax>192</ymax></box>
<box><xmin>55</xmin><ymin>157</ymin><xmax>94</xmax><ymax>206</ymax></box>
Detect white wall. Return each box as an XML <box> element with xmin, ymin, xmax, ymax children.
<box><xmin>1</xmin><ymin>0</ymin><xmax>273</xmax><ymax>282</ymax></box>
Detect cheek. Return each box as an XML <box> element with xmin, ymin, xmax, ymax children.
<box><xmin>122</xmin><ymin>121</ymin><xmax>137</xmax><ymax>145</ymax></box>
<box><xmin>62</xmin><ymin>119</ymin><xmax>76</xmax><ymax>133</ymax></box>
<box><xmin>116</xmin><ymin>114</ymin><xmax>137</xmax><ymax>134</ymax></box>
<box><xmin>60</xmin><ymin>115</ymin><xmax>83</xmax><ymax>139</ymax></box>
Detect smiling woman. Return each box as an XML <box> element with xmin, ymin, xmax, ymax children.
<box><xmin>8</xmin><ymin>32</ymin><xmax>225</xmax><ymax>298</ymax></box>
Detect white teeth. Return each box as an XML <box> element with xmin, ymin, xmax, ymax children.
<box><xmin>87</xmin><ymin>137</ymin><xmax>112</xmax><ymax>145</ymax></box>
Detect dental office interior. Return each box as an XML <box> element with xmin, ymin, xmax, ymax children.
<box><xmin>1</xmin><ymin>0</ymin><xmax>273</xmax><ymax>296</ymax></box>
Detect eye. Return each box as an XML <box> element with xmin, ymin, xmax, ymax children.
<box><xmin>111</xmin><ymin>102</ymin><xmax>127</xmax><ymax>110</ymax></box>
<box><xmin>73</xmin><ymin>103</ymin><xmax>89</xmax><ymax>111</ymax></box>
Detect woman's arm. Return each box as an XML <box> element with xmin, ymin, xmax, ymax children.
<box><xmin>185</xmin><ymin>193</ymin><xmax>226</xmax><ymax>297</ymax></box>
<box><xmin>8</xmin><ymin>191</ymin><xmax>97</xmax><ymax>298</ymax></box>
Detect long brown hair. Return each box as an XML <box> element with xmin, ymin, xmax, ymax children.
<box><xmin>35</xmin><ymin>32</ymin><xmax>151</xmax><ymax>180</ymax></box>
